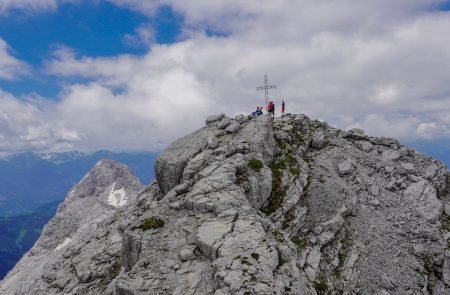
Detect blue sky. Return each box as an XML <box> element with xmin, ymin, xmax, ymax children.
<box><xmin>0</xmin><ymin>2</ymin><xmax>183</xmax><ymax>98</ymax></box>
<box><xmin>0</xmin><ymin>0</ymin><xmax>448</xmax><ymax>165</ymax></box>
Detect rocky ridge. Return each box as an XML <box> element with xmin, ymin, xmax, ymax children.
<box><xmin>0</xmin><ymin>113</ymin><xmax>449</xmax><ymax>295</ymax></box>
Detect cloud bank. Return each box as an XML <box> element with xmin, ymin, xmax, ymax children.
<box><xmin>0</xmin><ymin>38</ymin><xmax>28</xmax><ymax>79</ymax></box>
<box><xmin>0</xmin><ymin>0</ymin><xmax>449</xmax><ymax>153</ymax></box>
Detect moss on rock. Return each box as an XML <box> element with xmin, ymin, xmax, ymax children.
<box><xmin>248</xmin><ymin>159</ymin><xmax>264</xmax><ymax>173</ymax></box>
<box><xmin>137</xmin><ymin>217</ymin><xmax>165</xmax><ymax>231</ymax></box>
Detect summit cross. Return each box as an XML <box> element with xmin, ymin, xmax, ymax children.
<box><xmin>257</xmin><ymin>74</ymin><xmax>276</xmax><ymax>113</ymax></box>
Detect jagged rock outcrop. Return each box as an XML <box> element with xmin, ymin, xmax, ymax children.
<box><xmin>0</xmin><ymin>159</ymin><xmax>143</xmax><ymax>295</ymax></box>
<box><xmin>1</xmin><ymin>113</ymin><xmax>449</xmax><ymax>295</ymax></box>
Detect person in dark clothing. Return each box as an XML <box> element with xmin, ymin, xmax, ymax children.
<box><xmin>281</xmin><ymin>100</ymin><xmax>285</xmax><ymax>116</ymax></box>
<box><xmin>256</xmin><ymin>107</ymin><xmax>263</xmax><ymax>116</ymax></box>
<box><xmin>268</xmin><ymin>101</ymin><xmax>275</xmax><ymax>118</ymax></box>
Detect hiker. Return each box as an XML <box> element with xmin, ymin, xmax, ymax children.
<box><xmin>252</xmin><ymin>107</ymin><xmax>262</xmax><ymax>117</ymax></box>
<box><xmin>256</xmin><ymin>107</ymin><xmax>263</xmax><ymax>116</ymax></box>
<box><xmin>268</xmin><ymin>101</ymin><xmax>275</xmax><ymax>118</ymax></box>
<box><xmin>281</xmin><ymin>100</ymin><xmax>285</xmax><ymax>116</ymax></box>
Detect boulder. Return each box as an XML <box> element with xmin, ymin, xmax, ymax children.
<box><xmin>225</xmin><ymin>122</ymin><xmax>241</xmax><ymax>134</ymax></box>
<box><xmin>206</xmin><ymin>113</ymin><xmax>225</xmax><ymax>126</ymax></box>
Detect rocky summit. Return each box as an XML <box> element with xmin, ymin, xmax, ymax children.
<box><xmin>1</xmin><ymin>113</ymin><xmax>449</xmax><ymax>295</ymax></box>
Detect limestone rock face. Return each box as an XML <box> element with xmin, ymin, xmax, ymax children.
<box><xmin>1</xmin><ymin>113</ymin><xmax>449</xmax><ymax>295</ymax></box>
<box><xmin>0</xmin><ymin>159</ymin><xmax>143</xmax><ymax>295</ymax></box>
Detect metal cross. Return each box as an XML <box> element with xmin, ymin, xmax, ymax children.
<box><xmin>257</xmin><ymin>74</ymin><xmax>276</xmax><ymax>113</ymax></box>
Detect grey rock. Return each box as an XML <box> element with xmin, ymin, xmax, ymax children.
<box><xmin>206</xmin><ymin>113</ymin><xmax>225</xmax><ymax>126</ymax></box>
<box><xmin>155</xmin><ymin>128</ymin><xmax>212</xmax><ymax>194</ymax></box>
<box><xmin>275</xmin><ymin>130</ymin><xmax>291</xmax><ymax>142</ymax></box>
<box><xmin>346</xmin><ymin>128</ymin><xmax>368</xmax><ymax>140</ymax></box>
<box><xmin>404</xmin><ymin>180</ymin><xmax>443</xmax><ymax>222</ymax></box>
<box><xmin>234</xmin><ymin>114</ymin><xmax>248</xmax><ymax>124</ymax></box>
<box><xmin>179</xmin><ymin>248</ymin><xmax>196</xmax><ymax>261</ymax></box>
<box><xmin>401</xmin><ymin>162</ymin><xmax>415</xmax><ymax>171</ymax></box>
<box><xmin>310</xmin><ymin>132</ymin><xmax>327</xmax><ymax>149</ymax></box>
<box><xmin>216</xmin><ymin>117</ymin><xmax>232</xmax><ymax>130</ymax></box>
<box><xmin>225</xmin><ymin>122</ymin><xmax>240</xmax><ymax>134</ymax></box>
<box><xmin>382</xmin><ymin>149</ymin><xmax>401</xmax><ymax>161</ymax></box>
<box><xmin>445</xmin><ymin>204</ymin><xmax>450</xmax><ymax>216</ymax></box>
<box><xmin>338</xmin><ymin>160</ymin><xmax>354</xmax><ymax>175</ymax></box>
<box><xmin>2</xmin><ymin>113</ymin><xmax>449</xmax><ymax>295</ymax></box>
<box><xmin>359</xmin><ymin>141</ymin><xmax>373</xmax><ymax>152</ymax></box>
<box><xmin>282</xmin><ymin>125</ymin><xmax>293</xmax><ymax>132</ymax></box>
<box><xmin>122</xmin><ymin>232</ymin><xmax>141</xmax><ymax>271</ymax></box>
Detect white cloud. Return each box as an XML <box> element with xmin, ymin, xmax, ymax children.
<box><xmin>123</xmin><ymin>24</ymin><xmax>155</xmax><ymax>47</ymax></box>
<box><xmin>0</xmin><ymin>90</ymin><xmax>82</xmax><ymax>153</ymax></box>
<box><xmin>0</xmin><ymin>0</ymin><xmax>57</xmax><ymax>14</ymax></box>
<box><xmin>0</xmin><ymin>0</ymin><xmax>81</xmax><ymax>15</ymax></box>
<box><xmin>1</xmin><ymin>0</ymin><xmax>450</xmax><ymax>153</ymax></box>
<box><xmin>0</xmin><ymin>38</ymin><xmax>28</xmax><ymax>80</ymax></box>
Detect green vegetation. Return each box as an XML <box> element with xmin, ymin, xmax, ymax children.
<box><xmin>285</xmin><ymin>153</ymin><xmax>297</xmax><ymax>166</ymax></box>
<box><xmin>337</xmin><ymin>230</ymin><xmax>352</xmax><ymax>268</ymax></box>
<box><xmin>251</xmin><ymin>252</ymin><xmax>260</xmax><ymax>261</ymax></box>
<box><xmin>276</xmin><ymin>138</ymin><xmax>287</xmax><ymax>149</ymax></box>
<box><xmin>261</xmin><ymin>159</ymin><xmax>287</xmax><ymax>215</ymax></box>
<box><xmin>261</xmin><ymin>151</ymin><xmax>302</xmax><ymax>215</ymax></box>
<box><xmin>313</xmin><ymin>277</ymin><xmax>328</xmax><ymax>294</ymax></box>
<box><xmin>136</xmin><ymin>217</ymin><xmax>165</xmax><ymax>230</ymax></box>
<box><xmin>0</xmin><ymin>201</ymin><xmax>59</xmax><ymax>279</ymax></box>
<box><xmin>283</xmin><ymin>209</ymin><xmax>296</xmax><ymax>229</ymax></box>
<box><xmin>290</xmin><ymin>167</ymin><xmax>300</xmax><ymax>176</ymax></box>
<box><xmin>141</xmin><ymin>261</ymin><xmax>150</xmax><ymax>268</ymax></box>
<box><xmin>215</xmin><ymin>133</ymin><xmax>225</xmax><ymax>138</ymax></box>
<box><xmin>290</xmin><ymin>235</ymin><xmax>308</xmax><ymax>250</ymax></box>
<box><xmin>272</xmin><ymin>230</ymin><xmax>286</xmax><ymax>243</ymax></box>
<box><xmin>331</xmin><ymin>229</ymin><xmax>353</xmax><ymax>278</ymax></box>
<box><xmin>248</xmin><ymin>159</ymin><xmax>264</xmax><ymax>173</ymax></box>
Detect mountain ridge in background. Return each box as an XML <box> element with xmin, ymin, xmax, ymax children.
<box><xmin>0</xmin><ymin>150</ymin><xmax>157</xmax><ymax>217</ymax></box>
<box><xmin>0</xmin><ymin>150</ymin><xmax>158</xmax><ymax>279</ymax></box>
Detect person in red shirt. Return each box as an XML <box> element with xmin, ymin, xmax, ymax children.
<box><xmin>268</xmin><ymin>101</ymin><xmax>275</xmax><ymax>118</ymax></box>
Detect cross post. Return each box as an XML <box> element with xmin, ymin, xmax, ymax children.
<box><xmin>257</xmin><ymin>74</ymin><xmax>276</xmax><ymax>113</ymax></box>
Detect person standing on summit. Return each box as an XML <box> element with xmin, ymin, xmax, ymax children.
<box><xmin>268</xmin><ymin>101</ymin><xmax>275</xmax><ymax>118</ymax></box>
<box><xmin>281</xmin><ymin>100</ymin><xmax>285</xmax><ymax>116</ymax></box>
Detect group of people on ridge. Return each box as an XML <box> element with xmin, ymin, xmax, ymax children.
<box><xmin>253</xmin><ymin>100</ymin><xmax>286</xmax><ymax>118</ymax></box>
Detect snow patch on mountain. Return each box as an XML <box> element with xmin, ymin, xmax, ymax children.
<box><xmin>107</xmin><ymin>183</ymin><xmax>127</xmax><ymax>207</ymax></box>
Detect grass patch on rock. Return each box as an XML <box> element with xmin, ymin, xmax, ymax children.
<box><xmin>290</xmin><ymin>235</ymin><xmax>308</xmax><ymax>250</ymax></box>
<box><xmin>276</xmin><ymin>138</ymin><xmax>287</xmax><ymax>150</ymax></box>
<box><xmin>282</xmin><ymin>208</ymin><xmax>296</xmax><ymax>229</ymax></box>
<box><xmin>248</xmin><ymin>159</ymin><xmax>264</xmax><ymax>173</ymax></box>
<box><xmin>290</xmin><ymin>167</ymin><xmax>300</xmax><ymax>176</ymax></box>
<box><xmin>136</xmin><ymin>217</ymin><xmax>165</xmax><ymax>231</ymax></box>
<box><xmin>261</xmin><ymin>159</ymin><xmax>287</xmax><ymax>215</ymax></box>
<box><xmin>272</xmin><ymin>230</ymin><xmax>286</xmax><ymax>243</ymax></box>
<box><xmin>285</xmin><ymin>153</ymin><xmax>297</xmax><ymax>166</ymax></box>
<box><xmin>313</xmin><ymin>276</ymin><xmax>328</xmax><ymax>295</ymax></box>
